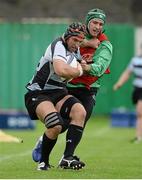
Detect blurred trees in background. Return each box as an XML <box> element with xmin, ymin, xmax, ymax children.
<box><xmin>0</xmin><ymin>0</ymin><xmax>142</xmax><ymax>25</ymax></box>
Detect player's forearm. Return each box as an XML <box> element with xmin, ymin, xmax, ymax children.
<box><xmin>60</xmin><ymin>66</ymin><xmax>81</xmax><ymax>79</ymax></box>
<box><xmin>81</xmin><ymin>38</ymin><xmax>99</xmax><ymax>49</ymax></box>
<box><xmin>113</xmin><ymin>69</ymin><xmax>131</xmax><ymax>90</ymax></box>
<box><xmin>116</xmin><ymin>70</ymin><xmax>131</xmax><ymax>87</ymax></box>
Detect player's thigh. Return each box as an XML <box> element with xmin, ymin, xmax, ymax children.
<box><xmin>36</xmin><ymin>101</ymin><xmax>57</xmax><ymax>122</ymax></box>
<box><xmin>25</xmin><ymin>91</ymin><xmax>58</xmax><ymax>121</ymax></box>
<box><xmin>55</xmin><ymin>95</ymin><xmax>73</xmax><ymax>112</ymax></box>
<box><xmin>136</xmin><ymin>100</ymin><xmax>142</xmax><ymax>116</ymax></box>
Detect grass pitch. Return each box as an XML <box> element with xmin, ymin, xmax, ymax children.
<box><xmin>0</xmin><ymin>116</ymin><xmax>142</xmax><ymax>179</ymax></box>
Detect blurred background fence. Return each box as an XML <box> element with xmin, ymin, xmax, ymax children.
<box><xmin>0</xmin><ymin>22</ymin><xmax>135</xmax><ymax>114</ymax></box>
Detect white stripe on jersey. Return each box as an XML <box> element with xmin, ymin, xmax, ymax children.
<box><xmin>128</xmin><ymin>56</ymin><xmax>142</xmax><ymax>87</ymax></box>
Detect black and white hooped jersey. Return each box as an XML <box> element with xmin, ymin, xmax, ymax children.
<box><xmin>26</xmin><ymin>37</ymin><xmax>80</xmax><ymax>91</ymax></box>
<box><xmin>127</xmin><ymin>56</ymin><xmax>142</xmax><ymax>88</ymax></box>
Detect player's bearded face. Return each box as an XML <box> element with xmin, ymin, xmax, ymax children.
<box><xmin>67</xmin><ymin>37</ymin><xmax>83</xmax><ymax>52</ymax></box>
<box><xmin>88</xmin><ymin>19</ymin><xmax>104</xmax><ymax>37</ymax></box>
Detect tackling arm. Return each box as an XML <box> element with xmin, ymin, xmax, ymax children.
<box><xmin>82</xmin><ymin>41</ymin><xmax>113</xmax><ymax>76</ymax></box>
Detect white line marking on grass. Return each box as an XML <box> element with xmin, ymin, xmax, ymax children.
<box><xmin>94</xmin><ymin>126</ymin><xmax>110</xmax><ymax>137</ymax></box>
<box><xmin>0</xmin><ymin>150</ymin><xmax>31</xmax><ymax>162</ymax></box>
<box><xmin>84</xmin><ymin>126</ymin><xmax>110</xmax><ymax>138</ymax></box>
<box><xmin>0</xmin><ymin>127</ymin><xmax>110</xmax><ymax>162</ymax></box>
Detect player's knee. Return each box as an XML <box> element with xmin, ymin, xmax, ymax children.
<box><xmin>59</xmin><ymin>96</ymin><xmax>86</xmax><ymax>127</ymax></box>
<box><xmin>44</xmin><ymin>112</ymin><xmax>63</xmax><ymax>132</ymax></box>
<box><xmin>137</xmin><ymin>111</ymin><xmax>142</xmax><ymax>119</ymax></box>
<box><xmin>70</xmin><ymin>103</ymin><xmax>86</xmax><ymax>124</ymax></box>
<box><xmin>60</xmin><ymin>96</ymin><xmax>81</xmax><ymax>120</ymax></box>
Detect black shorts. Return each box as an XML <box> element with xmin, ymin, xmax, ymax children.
<box><xmin>132</xmin><ymin>87</ymin><xmax>142</xmax><ymax>104</ymax></box>
<box><xmin>24</xmin><ymin>88</ymin><xmax>68</xmax><ymax>120</ymax></box>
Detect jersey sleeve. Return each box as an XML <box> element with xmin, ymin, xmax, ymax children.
<box><xmin>89</xmin><ymin>41</ymin><xmax>113</xmax><ymax>76</ymax></box>
<box><xmin>53</xmin><ymin>42</ymin><xmax>67</xmax><ymax>63</ymax></box>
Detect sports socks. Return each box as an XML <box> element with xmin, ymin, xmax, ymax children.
<box><xmin>64</xmin><ymin>124</ymin><xmax>83</xmax><ymax>158</ymax></box>
<box><xmin>40</xmin><ymin>133</ymin><xmax>57</xmax><ymax>164</ymax></box>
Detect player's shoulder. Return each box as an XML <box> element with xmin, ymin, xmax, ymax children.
<box><xmin>51</xmin><ymin>37</ymin><xmax>64</xmax><ymax>47</ymax></box>
<box><xmin>98</xmin><ymin>33</ymin><xmax>108</xmax><ymax>41</ymax></box>
<box><xmin>98</xmin><ymin>33</ymin><xmax>112</xmax><ymax>48</ymax></box>
<box><xmin>131</xmin><ymin>55</ymin><xmax>142</xmax><ymax>63</ymax></box>
<box><xmin>53</xmin><ymin>37</ymin><xmax>66</xmax><ymax>51</ymax></box>
<box><xmin>100</xmin><ymin>40</ymin><xmax>113</xmax><ymax>53</ymax></box>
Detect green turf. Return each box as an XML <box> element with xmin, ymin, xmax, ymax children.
<box><xmin>0</xmin><ymin>116</ymin><xmax>142</xmax><ymax>179</ymax></box>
